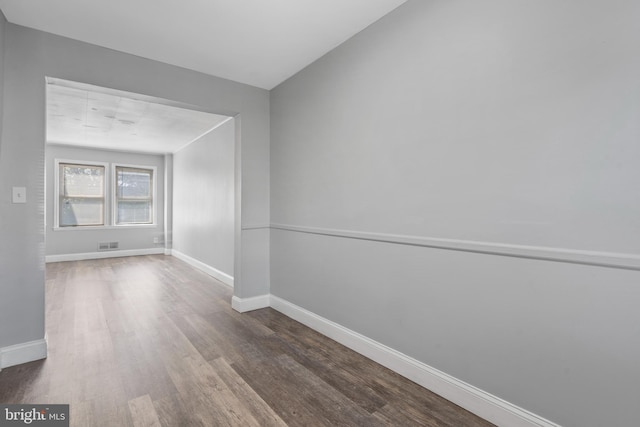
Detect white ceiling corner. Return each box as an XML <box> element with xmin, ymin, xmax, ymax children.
<box><xmin>10</xmin><ymin>1</ymin><xmax>408</xmax><ymax>153</ymax></box>
<box><xmin>0</xmin><ymin>0</ymin><xmax>407</xmax><ymax>90</ymax></box>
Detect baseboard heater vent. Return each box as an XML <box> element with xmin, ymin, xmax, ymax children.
<box><xmin>98</xmin><ymin>242</ymin><xmax>119</xmax><ymax>251</ymax></box>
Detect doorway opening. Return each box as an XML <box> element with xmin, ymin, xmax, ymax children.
<box><xmin>44</xmin><ymin>77</ymin><xmax>239</xmax><ymax>287</ymax></box>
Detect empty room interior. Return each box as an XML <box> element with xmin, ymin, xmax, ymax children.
<box><xmin>0</xmin><ymin>1</ymin><xmax>639</xmax><ymax>426</ymax></box>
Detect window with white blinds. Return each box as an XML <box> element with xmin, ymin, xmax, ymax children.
<box><xmin>58</xmin><ymin>163</ymin><xmax>106</xmax><ymax>227</ymax></box>
<box><xmin>115</xmin><ymin>166</ymin><xmax>154</xmax><ymax>225</ymax></box>
<box><xmin>55</xmin><ymin>159</ymin><xmax>156</xmax><ymax>229</ymax></box>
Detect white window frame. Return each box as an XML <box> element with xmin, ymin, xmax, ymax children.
<box><xmin>54</xmin><ymin>159</ymin><xmax>109</xmax><ymax>230</ymax></box>
<box><xmin>112</xmin><ymin>163</ymin><xmax>157</xmax><ymax>227</ymax></box>
<box><xmin>53</xmin><ymin>159</ymin><xmax>158</xmax><ymax>231</ymax></box>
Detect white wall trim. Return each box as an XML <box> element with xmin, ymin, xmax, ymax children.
<box><xmin>45</xmin><ymin>248</ymin><xmax>166</xmax><ymax>263</ymax></box>
<box><xmin>231</xmin><ymin>295</ymin><xmax>270</xmax><ymax>313</ymax></box>
<box><xmin>0</xmin><ymin>337</ymin><xmax>48</xmax><ymax>369</ymax></box>
<box><xmin>269</xmin><ymin>295</ymin><xmax>560</xmax><ymax>427</ymax></box>
<box><xmin>173</xmin><ymin>116</ymin><xmax>234</xmax><ymax>154</ymax></box>
<box><xmin>271</xmin><ymin>223</ymin><xmax>640</xmax><ymax>271</ymax></box>
<box><xmin>241</xmin><ymin>224</ymin><xmax>271</xmax><ymax>231</ymax></box>
<box><xmin>171</xmin><ymin>249</ymin><xmax>234</xmax><ymax>288</ymax></box>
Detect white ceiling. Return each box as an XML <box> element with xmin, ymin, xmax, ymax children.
<box><xmin>46</xmin><ymin>78</ymin><xmax>232</xmax><ymax>154</ymax></box>
<box><xmin>0</xmin><ymin>0</ymin><xmax>407</xmax><ymax>90</ymax></box>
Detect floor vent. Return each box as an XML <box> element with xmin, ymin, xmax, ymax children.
<box><xmin>98</xmin><ymin>242</ymin><xmax>119</xmax><ymax>251</ymax></box>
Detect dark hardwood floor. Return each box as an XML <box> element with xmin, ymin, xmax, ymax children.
<box><xmin>0</xmin><ymin>255</ymin><xmax>493</xmax><ymax>426</ymax></box>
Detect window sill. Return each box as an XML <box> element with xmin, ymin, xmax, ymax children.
<box><xmin>52</xmin><ymin>224</ymin><xmax>158</xmax><ymax>231</ymax></box>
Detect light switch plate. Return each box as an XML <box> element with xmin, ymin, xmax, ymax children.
<box><xmin>12</xmin><ymin>187</ymin><xmax>26</xmax><ymax>203</ymax></box>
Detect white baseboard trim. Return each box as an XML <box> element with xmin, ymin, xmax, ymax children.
<box><xmin>0</xmin><ymin>337</ymin><xmax>48</xmax><ymax>369</ymax></box>
<box><xmin>171</xmin><ymin>250</ymin><xmax>234</xmax><ymax>288</ymax></box>
<box><xmin>45</xmin><ymin>248</ymin><xmax>166</xmax><ymax>263</ymax></box>
<box><xmin>164</xmin><ymin>248</ymin><xmax>172</xmax><ymax>256</ymax></box>
<box><xmin>269</xmin><ymin>295</ymin><xmax>560</xmax><ymax>427</ymax></box>
<box><xmin>231</xmin><ymin>295</ymin><xmax>270</xmax><ymax>313</ymax></box>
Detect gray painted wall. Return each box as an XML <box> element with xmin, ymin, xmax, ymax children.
<box><xmin>270</xmin><ymin>1</ymin><xmax>640</xmax><ymax>426</ymax></box>
<box><xmin>0</xmin><ymin>10</ymin><xmax>4</xmax><ymax>152</ymax></box>
<box><xmin>0</xmin><ymin>19</ymin><xmax>46</xmax><ymax>350</ymax></box>
<box><xmin>164</xmin><ymin>154</ymin><xmax>173</xmax><ymax>251</ymax></box>
<box><xmin>173</xmin><ymin>119</ymin><xmax>235</xmax><ymax>277</ymax></box>
<box><xmin>0</xmin><ymin>23</ymin><xmax>269</xmax><ymax>352</ymax></box>
<box><xmin>0</xmin><ymin>12</ymin><xmax>24</xmax><ymax>348</ymax></box>
<box><xmin>45</xmin><ymin>144</ymin><xmax>165</xmax><ymax>256</ymax></box>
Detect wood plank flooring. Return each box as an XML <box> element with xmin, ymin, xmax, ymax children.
<box><xmin>0</xmin><ymin>255</ymin><xmax>493</xmax><ymax>426</ymax></box>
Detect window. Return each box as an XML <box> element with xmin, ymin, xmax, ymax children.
<box><xmin>58</xmin><ymin>163</ymin><xmax>106</xmax><ymax>227</ymax></box>
<box><xmin>54</xmin><ymin>159</ymin><xmax>157</xmax><ymax>229</ymax></box>
<box><xmin>115</xmin><ymin>166</ymin><xmax>154</xmax><ymax>225</ymax></box>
